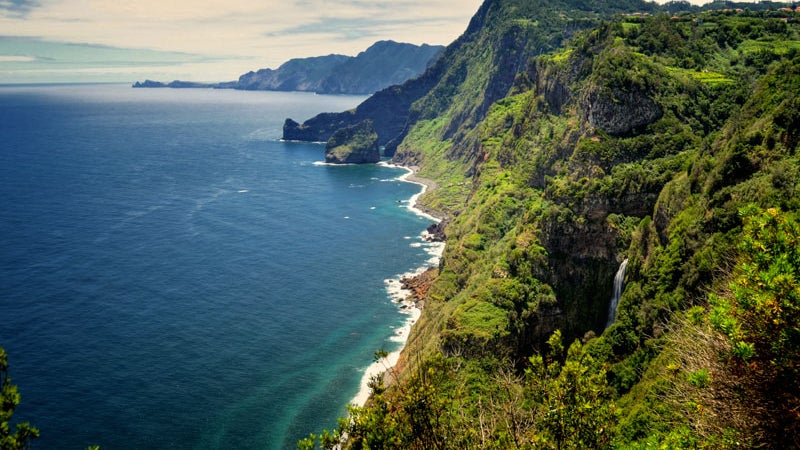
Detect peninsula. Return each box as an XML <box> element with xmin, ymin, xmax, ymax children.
<box><xmin>133</xmin><ymin>40</ymin><xmax>443</xmax><ymax>95</ymax></box>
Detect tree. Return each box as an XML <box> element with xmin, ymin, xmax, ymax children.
<box><xmin>525</xmin><ymin>331</ymin><xmax>616</xmax><ymax>449</ymax></box>
<box><xmin>0</xmin><ymin>347</ymin><xmax>39</xmax><ymax>450</ymax></box>
<box><xmin>706</xmin><ymin>206</ymin><xmax>800</xmax><ymax>445</ymax></box>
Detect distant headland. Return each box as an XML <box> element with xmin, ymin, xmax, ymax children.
<box><xmin>133</xmin><ymin>40</ymin><xmax>443</xmax><ymax>95</ymax></box>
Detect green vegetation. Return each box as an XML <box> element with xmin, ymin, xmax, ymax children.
<box><xmin>302</xmin><ymin>5</ymin><xmax>800</xmax><ymax>447</ymax></box>
<box><xmin>324</xmin><ymin>120</ymin><xmax>380</xmax><ymax>164</ymax></box>
<box><xmin>1</xmin><ymin>347</ymin><xmax>39</xmax><ymax>450</ymax></box>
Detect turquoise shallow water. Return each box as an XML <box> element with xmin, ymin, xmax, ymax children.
<box><xmin>0</xmin><ymin>85</ymin><xmax>437</xmax><ymax>449</ymax></box>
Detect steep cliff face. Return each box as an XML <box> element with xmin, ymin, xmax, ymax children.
<box><xmin>283</xmin><ymin>67</ymin><xmax>442</xmax><ymax>148</ymax></box>
<box><xmin>301</xmin><ymin>1</ymin><xmax>800</xmax><ymax>447</ymax></box>
<box><xmin>318</xmin><ymin>41</ymin><xmax>443</xmax><ymax>95</ymax></box>
<box><xmin>283</xmin><ymin>0</ymin><xmax>605</xmax><ymax>157</ymax></box>
<box><xmin>583</xmin><ymin>87</ymin><xmax>663</xmax><ymax>135</ymax></box>
<box><xmin>134</xmin><ymin>41</ymin><xmax>442</xmax><ymax>96</ymax></box>
<box><xmin>239</xmin><ymin>41</ymin><xmax>443</xmax><ymax>95</ymax></box>
<box><xmin>237</xmin><ymin>55</ymin><xmax>349</xmax><ymax>92</ymax></box>
<box><xmin>324</xmin><ymin>121</ymin><xmax>380</xmax><ymax>164</ymax></box>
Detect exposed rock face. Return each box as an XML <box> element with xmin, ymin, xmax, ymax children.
<box><xmin>537</xmin><ymin>214</ymin><xmax>619</xmax><ymax>334</ymax></box>
<box><xmin>583</xmin><ymin>87</ymin><xmax>662</xmax><ymax>135</ymax></box>
<box><xmin>283</xmin><ymin>113</ymin><xmax>357</xmax><ymax>143</ymax></box>
<box><xmin>400</xmin><ymin>267</ymin><xmax>439</xmax><ymax>308</ymax></box>
<box><xmin>237</xmin><ymin>55</ymin><xmax>350</xmax><ymax>92</ymax></box>
<box><xmin>324</xmin><ymin>120</ymin><xmax>380</xmax><ymax>164</ymax></box>
<box><xmin>238</xmin><ymin>41</ymin><xmax>443</xmax><ymax>95</ymax></box>
<box><xmin>425</xmin><ymin>219</ymin><xmax>449</xmax><ymax>242</ymax></box>
<box><xmin>134</xmin><ymin>41</ymin><xmax>442</xmax><ymax>96</ymax></box>
<box><xmin>284</xmin><ymin>66</ymin><xmax>443</xmax><ymax>151</ymax></box>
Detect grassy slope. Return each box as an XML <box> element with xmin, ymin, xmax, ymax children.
<box><xmin>303</xmin><ymin>5</ymin><xmax>800</xmax><ymax>449</ymax></box>
<box><xmin>402</xmin><ymin>9</ymin><xmax>798</xmax><ymax>447</ymax></box>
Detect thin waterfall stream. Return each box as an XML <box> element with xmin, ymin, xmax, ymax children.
<box><xmin>606</xmin><ymin>259</ymin><xmax>629</xmax><ymax>328</ymax></box>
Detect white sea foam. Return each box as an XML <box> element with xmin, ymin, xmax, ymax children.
<box><xmin>238</xmin><ymin>189</ymin><xmax>249</xmax><ymax>193</ymax></box>
<box><xmin>425</xmin><ymin>241</ymin><xmax>446</xmax><ymax>265</ymax></box>
<box><xmin>352</xmin><ymin>345</ymin><xmax>402</xmax><ymax>407</ymax></box>
<box><xmin>313</xmin><ymin>161</ymin><xmax>356</xmax><ymax>166</ymax></box>
<box><xmin>351</xmin><ymin>278</ymin><xmax>422</xmax><ymax>407</ymax></box>
<box><xmin>351</xmin><ymin>256</ymin><xmax>443</xmax><ymax>409</ymax></box>
<box><xmin>282</xmin><ymin>139</ymin><xmax>327</xmax><ymax>144</ymax></box>
<box><xmin>350</xmin><ymin>162</ymin><xmax>446</xmax><ymax>408</ymax></box>
<box><xmin>378</xmin><ymin>162</ymin><xmax>441</xmax><ymax>223</ymax></box>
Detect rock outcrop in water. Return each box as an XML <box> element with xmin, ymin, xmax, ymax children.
<box><xmin>283</xmin><ymin>66</ymin><xmax>442</xmax><ymax>152</ymax></box>
<box><xmin>324</xmin><ymin>120</ymin><xmax>380</xmax><ymax>164</ymax></box>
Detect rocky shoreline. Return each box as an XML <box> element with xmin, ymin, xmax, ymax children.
<box><xmin>351</xmin><ymin>163</ymin><xmax>445</xmax><ymax>407</ymax></box>
<box><xmin>394</xmin><ymin>164</ymin><xmax>446</xmax><ymax>309</ymax></box>
<box><xmin>399</xmin><ymin>267</ymin><xmax>439</xmax><ymax>310</ymax></box>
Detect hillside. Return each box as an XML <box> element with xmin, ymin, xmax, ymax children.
<box><xmin>133</xmin><ymin>40</ymin><xmax>443</xmax><ymax>95</ymax></box>
<box><xmin>283</xmin><ymin>0</ymin><xmax>647</xmax><ymax>152</ymax></box>
<box><xmin>238</xmin><ymin>40</ymin><xmax>444</xmax><ymax>95</ymax></box>
<box><xmin>297</xmin><ymin>0</ymin><xmax>800</xmax><ymax>448</ymax></box>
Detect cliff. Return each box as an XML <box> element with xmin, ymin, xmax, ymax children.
<box><xmin>134</xmin><ymin>40</ymin><xmax>442</xmax><ymax>96</ymax></box>
<box><xmin>240</xmin><ymin>41</ymin><xmax>442</xmax><ymax>94</ymax></box>
<box><xmin>324</xmin><ymin>120</ymin><xmax>380</xmax><ymax>164</ymax></box>
<box><xmin>237</xmin><ymin>54</ymin><xmax>350</xmax><ymax>92</ymax></box>
<box><xmin>283</xmin><ymin>1</ymin><xmax>580</xmax><ymax>156</ymax></box>
<box><xmin>283</xmin><ymin>66</ymin><xmax>442</xmax><ymax>149</ymax></box>
<box><xmin>299</xmin><ymin>1</ymin><xmax>800</xmax><ymax>448</ymax></box>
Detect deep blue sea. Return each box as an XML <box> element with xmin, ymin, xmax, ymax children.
<box><xmin>0</xmin><ymin>85</ymin><xmax>438</xmax><ymax>449</ymax></box>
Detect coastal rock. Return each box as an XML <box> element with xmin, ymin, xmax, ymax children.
<box><xmin>132</xmin><ymin>80</ymin><xmax>167</xmax><ymax>88</ymax></box>
<box><xmin>284</xmin><ymin>67</ymin><xmax>440</xmax><ymax>152</ymax></box>
<box><xmin>400</xmin><ymin>267</ymin><xmax>439</xmax><ymax>308</ymax></box>
<box><xmin>132</xmin><ymin>79</ymin><xmax>235</xmax><ymax>89</ymax></box>
<box><xmin>284</xmin><ymin>111</ymin><xmax>358</xmax><ymax>143</ymax></box>
<box><xmin>425</xmin><ymin>219</ymin><xmax>449</xmax><ymax>242</ymax></box>
<box><xmin>324</xmin><ymin>120</ymin><xmax>380</xmax><ymax>164</ymax></box>
<box><xmin>583</xmin><ymin>87</ymin><xmax>662</xmax><ymax>135</ymax></box>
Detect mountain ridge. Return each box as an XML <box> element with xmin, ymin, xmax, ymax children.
<box><xmin>133</xmin><ymin>40</ymin><xmax>444</xmax><ymax>95</ymax></box>
<box><xmin>295</xmin><ymin>0</ymin><xmax>800</xmax><ymax>448</ymax></box>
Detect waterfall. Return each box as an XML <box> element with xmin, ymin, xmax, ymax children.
<box><xmin>606</xmin><ymin>259</ymin><xmax>629</xmax><ymax>328</ymax></box>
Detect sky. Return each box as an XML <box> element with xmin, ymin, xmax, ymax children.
<box><xmin>0</xmin><ymin>0</ymin><xmax>485</xmax><ymax>84</ymax></box>
<box><xmin>0</xmin><ymin>0</ymin><xmax>755</xmax><ymax>84</ymax></box>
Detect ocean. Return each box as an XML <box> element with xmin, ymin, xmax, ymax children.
<box><xmin>0</xmin><ymin>84</ymin><xmax>440</xmax><ymax>449</ymax></box>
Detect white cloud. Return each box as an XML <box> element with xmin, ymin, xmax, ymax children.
<box><xmin>0</xmin><ymin>0</ymin><xmax>483</xmax><ymax>82</ymax></box>
<box><xmin>3</xmin><ymin>0</ymin><xmax>770</xmax><ymax>83</ymax></box>
<box><xmin>0</xmin><ymin>54</ymin><xmax>35</xmax><ymax>61</ymax></box>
